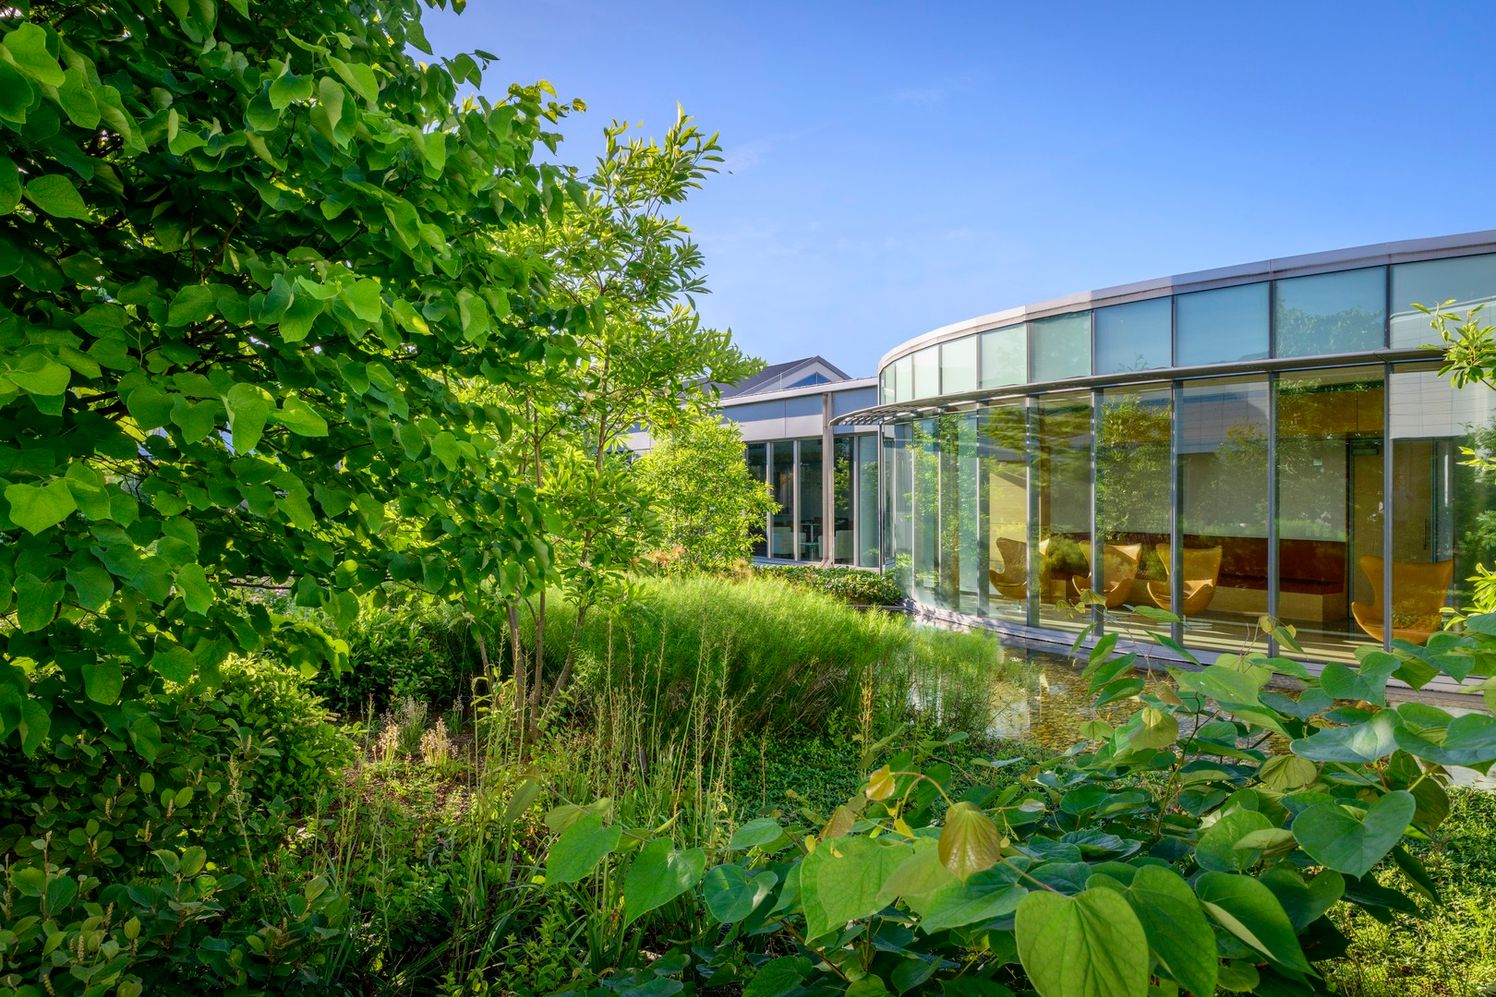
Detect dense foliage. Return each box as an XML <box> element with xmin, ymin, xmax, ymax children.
<box><xmin>635</xmin><ymin>414</ymin><xmax>777</xmax><ymax>572</ymax></box>
<box><xmin>757</xmin><ymin>563</ymin><xmax>908</xmax><ymax>607</ymax></box>
<box><xmin>537</xmin><ymin>609</ymin><xmax>1496</xmax><ymax>996</ymax></box>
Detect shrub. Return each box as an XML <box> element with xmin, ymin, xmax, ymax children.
<box><xmin>310</xmin><ymin>598</ymin><xmax>485</xmax><ymax>718</ymax></box>
<box><xmin>0</xmin><ymin>657</ymin><xmax>353</xmax><ymax>993</ymax></box>
<box><xmin>753</xmin><ymin>564</ymin><xmax>905</xmax><ymax>607</ymax></box>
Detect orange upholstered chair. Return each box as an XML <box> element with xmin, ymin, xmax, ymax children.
<box><xmin>1095</xmin><ymin>543</ymin><xmax>1143</xmax><ymax>609</ymax></box>
<box><xmin>988</xmin><ymin>536</ymin><xmax>1028</xmax><ymax>600</ymax></box>
<box><xmin>1351</xmin><ymin>556</ymin><xmax>1454</xmax><ymax>645</ymax></box>
<box><xmin>1147</xmin><ymin>545</ymin><xmax>1222</xmax><ymax>616</ymax></box>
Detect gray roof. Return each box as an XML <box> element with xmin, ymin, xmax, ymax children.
<box><xmin>719</xmin><ymin>356</ymin><xmax>851</xmax><ymax>398</ymax></box>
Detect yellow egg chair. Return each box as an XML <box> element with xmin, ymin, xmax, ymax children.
<box><xmin>1351</xmin><ymin>555</ymin><xmax>1453</xmax><ymax>645</ymax></box>
<box><xmin>1147</xmin><ymin>545</ymin><xmax>1222</xmax><ymax>616</ymax></box>
<box><xmin>988</xmin><ymin>536</ymin><xmax>1028</xmax><ymax>600</ymax></box>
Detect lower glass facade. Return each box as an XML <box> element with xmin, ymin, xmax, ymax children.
<box><xmin>747</xmin><ymin>434</ymin><xmax>880</xmax><ymax>567</ymax></box>
<box><xmin>882</xmin><ymin>364</ymin><xmax>1496</xmax><ymax>661</ymax></box>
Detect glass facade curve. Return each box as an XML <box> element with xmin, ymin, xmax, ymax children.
<box><xmin>869</xmin><ymin>234</ymin><xmax>1496</xmax><ymax>662</ymax></box>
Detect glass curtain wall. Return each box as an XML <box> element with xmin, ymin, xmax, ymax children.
<box><xmin>981</xmin><ymin>401</ymin><xmax>1029</xmax><ymax>623</ymax></box>
<box><xmin>857</xmin><ymin>435</ymin><xmax>880</xmax><ymax>567</ymax></box>
<box><xmin>910</xmin><ymin>419</ymin><xmax>940</xmax><ymax>604</ymax></box>
<box><xmin>833</xmin><ymin>437</ymin><xmax>854</xmax><ymax>564</ymax></box>
<box><xmin>1177</xmin><ymin>379</ymin><xmax>1270</xmax><ymax>647</ymax></box>
<box><xmin>932</xmin><ymin>414</ymin><xmax>982</xmax><ymax>612</ymax></box>
<box><xmin>1275</xmin><ymin>368</ymin><xmax>1384</xmax><ymax>658</ymax></box>
<box><xmin>886</xmin><ymin>424</ymin><xmax>913</xmax><ymax>579</ymax></box>
<box><xmin>797</xmin><ymin>438</ymin><xmax>823</xmax><ymax>560</ymax></box>
<box><xmin>746</xmin><ymin>442</ymin><xmax>768</xmax><ymax>557</ymax></box>
<box><xmin>1036</xmin><ymin>393</ymin><xmax>1093</xmax><ymax>630</ymax></box>
<box><xmin>1095</xmin><ymin>385</ymin><xmax>1172</xmax><ymax>629</ymax></box>
<box><xmin>1388</xmin><ymin>365</ymin><xmax>1496</xmax><ymax>640</ymax></box>
<box><xmin>769</xmin><ymin>441</ymin><xmax>796</xmax><ymax>560</ymax></box>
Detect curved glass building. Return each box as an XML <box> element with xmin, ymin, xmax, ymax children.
<box><xmin>839</xmin><ymin>231</ymin><xmax>1496</xmax><ymax>662</ymax></box>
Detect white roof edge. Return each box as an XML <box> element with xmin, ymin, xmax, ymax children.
<box><xmin>877</xmin><ymin>229</ymin><xmax>1496</xmax><ymax>370</ymax></box>
<box><xmin>720</xmin><ymin>375</ymin><xmax>877</xmax><ymax>406</ymax></box>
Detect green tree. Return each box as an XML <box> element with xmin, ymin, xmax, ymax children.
<box><xmin>0</xmin><ymin>2</ymin><xmax>578</xmax><ymax>988</ymax></box>
<box><xmin>487</xmin><ymin>112</ymin><xmax>759</xmax><ymax>741</ymax></box>
<box><xmin>635</xmin><ymin>413</ymin><xmax>776</xmax><ymax>572</ymax></box>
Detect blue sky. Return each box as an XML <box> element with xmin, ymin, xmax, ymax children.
<box><xmin>421</xmin><ymin>1</ymin><xmax>1496</xmax><ymax>377</ymax></box>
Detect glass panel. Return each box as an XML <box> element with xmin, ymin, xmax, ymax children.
<box><xmin>981</xmin><ymin>325</ymin><xmax>1027</xmax><ymax>388</ymax></box>
<box><xmin>1390</xmin><ymin>253</ymin><xmax>1496</xmax><ymax>348</ymax></box>
<box><xmin>769</xmin><ymin>441</ymin><xmax>795</xmax><ymax>559</ymax></box>
<box><xmin>1176</xmin><ymin>283</ymin><xmax>1269</xmax><ymax>367</ymax></box>
<box><xmin>931</xmin><ymin>414</ymin><xmax>981</xmax><ymax>612</ymax></box>
<box><xmin>1274</xmin><ymin>267</ymin><xmax>1385</xmax><ymax>358</ymax></box>
<box><xmin>1096</xmin><ymin>385</ymin><xmax>1171</xmax><ymax>630</ymax></box>
<box><xmin>1178</xmin><ymin>378</ymin><xmax>1270</xmax><ymax>647</ymax></box>
<box><xmin>857</xmin><ymin>434</ymin><xmax>880</xmax><ymax>567</ymax></box>
<box><xmin>798</xmin><ymin>437</ymin><xmax>823</xmax><ymax>561</ymax></box>
<box><xmin>886</xmin><ymin>424</ymin><xmax>914</xmax><ymax>583</ymax></box>
<box><xmin>1095</xmin><ymin>297</ymin><xmax>1171</xmax><ymax>374</ymax></box>
<box><xmin>833</xmin><ymin>437</ymin><xmax>854</xmax><ymax>564</ymax></box>
<box><xmin>1388</xmin><ymin>365</ymin><xmax>1496</xmax><ymax>640</ymax></box>
<box><xmin>1276</xmin><ymin>368</ymin><xmax>1384</xmax><ymax>661</ymax></box>
<box><xmin>746</xmin><ymin>442</ymin><xmax>768</xmax><ymax>558</ymax></box>
<box><xmin>913</xmin><ymin>346</ymin><xmax>940</xmax><ymax>399</ymax></box>
<box><xmin>893</xmin><ymin>355</ymin><xmax>913</xmax><ymax>403</ymax></box>
<box><xmin>880</xmin><ymin>367</ymin><xmax>893</xmax><ymax>405</ymax></box>
<box><xmin>980</xmin><ymin>401</ymin><xmax>1029</xmax><ymax>623</ymax></box>
<box><xmin>910</xmin><ymin>419</ymin><xmax>939</xmax><ymax>604</ymax></box>
<box><xmin>942</xmin><ymin>335</ymin><xmax>978</xmax><ymax>395</ymax></box>
<box><xmin>1030</xmin><ymin>312</ymin><xmax>1091</xmax><ymax>383</ymax></box>
<box><xmin>1036</xmin><ymin>392</ymin><xmax>1093</xmax><ymax>630</ymax></box>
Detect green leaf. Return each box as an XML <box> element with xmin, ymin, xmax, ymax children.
<box><xmin>431</xmin><ymin>431</ymin><xmax>460</xmax><ymax>470</ymax></box>
<box><xmin>84</xmin><ymin>662</ymin><xmax>124</xmax><ymax>705</ymax></box>
<box><xmin>19</xmin><ymin>698</ymin><xmax>50</xmax><ymax>757</ymax></box>
<box><xmin>1290</xmin><ymin>710</ymin><xmax>1399</xmax><ymax>764</ymax></box>
<box><xmin>328</xmin><ymin>56</ymin><xmax>379</xmax><ymax>103</ymax></box>
<box><xmin>545</xmin><ymin>812</ymin><xmax>619</xmax><ymax>885</ymax></box>
<box><xmin>0</xmin><ymin>156</ymin><xmax>20</xmax><ymax>214</ymax></box>
<box><xmin>130</xmin><ymin>715</ymin><xmax>162</xmax><ymax>762</ymax></box>
<box><xmin>1015</xmin><ymin>888</ymin><xmax>1149</xmax><ymax>997</ymax></box>
<box><xmin>1196</xmin><ymin>808</ymin><xmax>1272</xmax><ymax>873</ymax></box>
<box><xmin>23</xmin><ymin>174</ymin><xmax>90</xmax><ymax>220</ymax></box>
<box><xmin>167</xmin><ymin>285</ymin><xmax>216</xmax><ymax>327</ymax></box>
<box><xmin>6</xmin><ymin>355</ymin><xmax>71</xmax><ymax>395</ymax></box>
<box><xmin>1093</xmin><ymin>865</ymin><xmax>1218</xmax><ymax>997</ymax></box>
<box><xmin>939</xmin><ymin>801</ymin><xmax>1002</xmax><ymax>880</ymax></box>
<box><xmin>279</xmin><ymin>293</ymin><xmax>323</xmax><ymax>343</ymax></box>
<box><xmin>6</xmin><ymin>480</ymin><xmax>77</xmax><ymax>534</ymax></box>
<box><xmin>125</xmin><ymin>384</ymin><xmax>174</xmax><ymax>430</ymax></box>
<box><xmin>170</xmin><ymin>396</ymin><xmax>222</xmax><ymax>444</ymax></box>
<box><xmin>269</xmin><ymin>68</ymin><xmax>313</xmax><ymax>109</ymax></box>
<box><xmin>743</xmin><ymin>956</ymin><xmax>812</xmax><ymax>997</ymax></box>
<box><xmin>1259</xmin><ymin>754</ymin><xmax>1317</xmax><ymax>792</ymax></box>
<box><xmin>15</xmin><ymin>575</ymin><xmax>62</xmax><ymax>632</ymax></box>
<box><xmin>623</xmin><ymin>837</ymin><xmax>705</xmax><ymax>927</ymax></box>
<box><xmin>343</xmin><ymin>279</ymin><xmax>382</xmax><ymax>323</ymax></box>
<box><xmin>729</xmin><ymin>817</ymin><xmax>784</xmax><ymax>851</ymax></box>
<box><xmin>1260</xmin><ymin>866</ymin><xmax>1345</xmax><ymax>931</ymax></box>
<box><xmin>1194</xmin><ymin>872</ymin><xmax>1309</xmax><ymax>972</ymax></box>
<box><xmin>66</xmin><ymin>560</ymin><xmax>114</xmax><ymax>611</ymax></box>
<box><xmin>1291</xmin><ymin>790</ymin><xmax>1415</xmax><ymax>879</ymax></box>
<box><xmin>276</xmin><ymin>395</ymin><xmax>328</xmax><ymax>437</ymax></box>
<box><xmin>1320</xmin><ymin>653</ymin><xmax>1399</xmax><ymax>706</ymax></box>
<box><xmin>909</xmin><ymin>863</ymin><xmax>1025</xmax><ymax>934</ymax></box>
<box><xmin>702</xmin><ymin>863</ymin><xmax>775</xmax><ymax>923</ymax></box>
<box><xmin>150</xmin><ymin>643</ymin><xmax>196</xmax><ymax>683</ymax></box>
<box><xmin>1394</xmin><ymin>713</ymin><xmax>1496</xmax><ymax>768</ymax></box>
<box><xmin>174</xmin><ymin>563</ymin><xmax>213</xmax><ymax>614</ymax></box>
<box><xmin>800</xmin><ymin>835</ymin><xmax>907</xmax><ymax>939</ymax></box>
<box><xmin>224</xmin><ymin>382</ymin><xmax>273</xmax><ymax>452</ymax></box>
<box><xmin>57</xmin><ymin>61</ymin><xmax>100</xmax><ymax>129</ymax></box>
<box><xmin>3</xmin><ymin>23</ymin><xmax>64</xmax><ymax>86</ymax></box>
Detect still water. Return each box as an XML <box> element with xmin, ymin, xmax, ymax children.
<box><xmin>902</xmin><ymin>629</ymin><xmax>1492</xmax><ymax>789</ymax></box>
